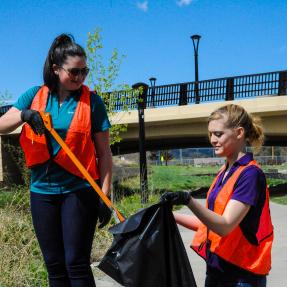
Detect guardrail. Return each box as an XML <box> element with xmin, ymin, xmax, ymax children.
<box><xmin>1</xmin><ymin>70</ymin><xmax>286</xmax><ymax>115</ymax></box>
<box><xmin>113</xmin><ymin>70</ymin><xmax>287</xmax><ymax>110</ymax></box>
<box><xmin>0</xmin><ymin>105</ymin><xmax>12</xmax><ymax>117</ymax></box>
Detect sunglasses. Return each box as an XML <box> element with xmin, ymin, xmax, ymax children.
<box><xmin>60</xmin><ymin>66</ymin><xmax>90</xmax><ymax>78</ymax></box>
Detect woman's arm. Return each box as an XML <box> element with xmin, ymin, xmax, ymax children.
<box><xmin>187</xmin><ymin>197</ymin><xmax>250</xmax><ymax>236</ymax></box>
<box><xmin>173</xmin><ymin>213</ymin><xmax>201</xmax><ymax>231</ymax></box>
<box><xmin>0</xmin><ymin>107</ymin><xmax>23</xmax><ymax>134</ymax></box>
<box><xmin>93</xmin><ymin>130</ymin><xmax>112</xmax><ymax>196</ymax></box>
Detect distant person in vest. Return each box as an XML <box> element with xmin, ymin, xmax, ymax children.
<box><xmin>0</xmin><ymin>34</ymin><xmax>112</xmax><ymax>287</ymax></box>
<box><xmin>161</xmin><ymin>104</ymin><xmax>273</xmax><ymax>287</ymax></box>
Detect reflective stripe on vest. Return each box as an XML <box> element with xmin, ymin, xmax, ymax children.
<box><xmin>19</xmin><ymin>85</ymin><xmax>99</xmax><ymax>180</ymax></box>
<box><xmin>191</xmin><ymin>160</ymin><xmax>273</xmax><ymax>275</ymax></box>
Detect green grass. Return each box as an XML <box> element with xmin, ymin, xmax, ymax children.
<box><xmin>120</xmin><ymin>165</ymin><xmax>287</xmax><ymax>191</ymax></box>
<box><xmin>263</xmin><ymin>163</ymin><xmax>287</xmax><ymax>171</ymax></box>
<box><xmin>119</xmin><ymin>165</ymin><xmax>216</xmax><ymax>194</ymax></box>
<box><xmin>267</xmin><ymin>178</ymin><xmax>287</xmax><ymax>187</ymax></box>
<box><xmin>118</xmin><ymin>165</ymin><xmax>287</xmax><ymax>204</ymax></box>
<box><xmin>0</xmin><ymin>189</ymin><xmax>14</xmax><ymax>208</ymax></box>
<box><xmin>0</xmin><ymin>164</ymin><xmax>286</xmax><ymax>285</ymax></box>
<box><xmin>0</xmin><ymin>187</ymin><xmax>48</xmax><ymax>287</ymax></box>
<box><xmin>150</xmin><ymin>166</ymin><xmax>215</xmax><ymax>191</ymax></box>
<box><xmin>270</xmin><ymin>194</ymin><xmax>287</xmax><ymax>205</ymax></box>
<box><xmin>116</xmin><ymin>193</ymin><xmax>161</xmax><ymax>217</ymax></box>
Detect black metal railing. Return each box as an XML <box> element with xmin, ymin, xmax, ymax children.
<box><xmin>1</xmin><ymin>70</ymin><xmax>286</xmax><ymax>116</ymax></box>
<box><xmin>0</xmin><ymin>105</ymin><xmax>12</xmax><ymax>117</ymax></box>
<box><xmin>112</xmin><ymin>70</ymin><xmax>287</xmax><ymax>111</ymax></box>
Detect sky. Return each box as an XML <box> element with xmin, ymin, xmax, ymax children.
<box><xmin>0</xmin><ymin>0</ymin><xmax>287</xmax><ymax>102</ymax></box>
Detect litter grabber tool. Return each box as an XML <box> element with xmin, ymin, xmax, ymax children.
<box><xmin>39</xmin><ymin>111</ymin><xmax>125</xmax><ymax>223</ymax></box>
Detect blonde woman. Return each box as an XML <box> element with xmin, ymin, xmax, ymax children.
<box><xmin>162</xmin><ymin>104</ymin><xmax>273</xmax><ymax>287</ymax></box>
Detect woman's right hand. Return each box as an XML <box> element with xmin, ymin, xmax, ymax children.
<box><xmin>97</xmin><ymin>199</ymin><xmax>112</xmax><ymax>229</ymax></box>
<box><xmin>21</xmin><ymin>109</ymin><xmax>45</xmax><ymax>135</ymax></box>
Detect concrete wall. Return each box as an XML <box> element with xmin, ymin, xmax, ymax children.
<box><xmin>0</xmin><ymin>136</ymin><xmax>2</xmax><ymax>181</ymax></box>
<box><xmin>0</xmin><ymin>136</ymin><xmax>24</xmax><ymax>185</ymax></box>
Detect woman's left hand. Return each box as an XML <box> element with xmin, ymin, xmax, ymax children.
<box><xmin>98</xmin><ymin>199</ymin><xmax>112</xmax><ymax>228</ymax></box>
<box><xmin>161</xmin><ymin>191</ymin><xmax>191</xmax><ymax>206</ymax></box>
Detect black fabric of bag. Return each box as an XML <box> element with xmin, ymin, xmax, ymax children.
<box><xmin>98</xmin><ymin>202</ymin><xmax>197</xmax><ymax>287</ymax></box>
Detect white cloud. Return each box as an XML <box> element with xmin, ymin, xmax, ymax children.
<box><xmin>137</xmin><ymin>1</ymin><xmax>148</xmax><ymax>12</ymax></box>
<box><xmin>177</xmin><ymin>0</ymin><xmax>194</xmax><ymax>7</ymax></box>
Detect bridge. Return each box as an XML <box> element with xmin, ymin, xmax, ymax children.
<box><xmin>111</xmin><ymin>96</ymin><xmax>287</xmax><ymax>154</ymax></box>
<box><xmin>1</xmin><ymin>69</ymin><xmax>287</xmax><ymax>156</ymax></box>
<box><xmin>110</xmin><ymin>69</ymin><xmax>287</xmax><ymax>153</ymax></box>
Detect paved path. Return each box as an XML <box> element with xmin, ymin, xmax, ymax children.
<box><xmin>95</xmin><ymin>201</ymin><xmax>287</xmax><ymax>287</ymax></box>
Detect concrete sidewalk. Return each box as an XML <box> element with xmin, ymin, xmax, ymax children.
<box><xmin>95</xmin><ymin>201</ymin><xmax>286</xmax><ymax>287</ymax></box>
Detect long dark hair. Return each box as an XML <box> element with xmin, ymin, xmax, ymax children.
<box><xmin>43</xmin><ymin>34</ymin><xmax>86</xmax><ymax>92</ymax></box>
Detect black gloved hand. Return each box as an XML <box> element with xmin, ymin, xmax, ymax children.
<box><xmin>160</xmin><ymin>191</ymin><xmax>191</xmax><ymax>206</ymax></box>
<box><xmin>98</xmin><ymin>199</ymin><xmax>112</xmax><ymax>229</ymax></box>
<box><xmin>21</xmin><ymin>109</ymin><xmax>45</xmax><ymax>135</ymax></box>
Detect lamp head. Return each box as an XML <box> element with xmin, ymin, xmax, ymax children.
<box><xmin>191</xmin><ymin>34</ymin><xmax>201</xmax><ymax>41</ymax></box>
<box><xmin>149</xmin><ymin>77</ymin><xmax>157</xmax><ymax>87</ymax></box>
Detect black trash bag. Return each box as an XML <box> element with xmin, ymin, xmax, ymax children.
<box><xmin>98</xmin><ymin>202</ymin><xmax>197</xmax><ymax>287</ymax></box>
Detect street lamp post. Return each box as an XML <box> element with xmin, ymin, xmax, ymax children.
<box><xmin>149</xmin><ymin>77</ymin><xmax>157</xmax><ymax>108</ymax></box>
<box><xmin>132</xmin><ymin>82</ymin><xmax>149</xmax><ymax>204</ymax></box>
<box><xmin>191</xmin><ymin>34</ymin><xmax>201</xmax><ymax>104</ymax></box>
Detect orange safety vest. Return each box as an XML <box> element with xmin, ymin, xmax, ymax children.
<box><xmin>191</xmin><ymin>160</ymin><xmax>273</xmax><ymax>275</ymax></box>
<box><xmin>19</xmin><ymin>85</ymin><xmax>100</xmax><ymax>180</ymax></box>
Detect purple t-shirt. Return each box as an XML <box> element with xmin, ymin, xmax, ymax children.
<box><xmin>206</xmin><ymin>153</ymin><xmax>266</xmax><ymax>283</ymax></box>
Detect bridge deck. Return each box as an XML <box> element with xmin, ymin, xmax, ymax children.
<box><xmin>1</xmin><ymin>95</ymin><xmax>287</xmax><ymax>154</ymax></box>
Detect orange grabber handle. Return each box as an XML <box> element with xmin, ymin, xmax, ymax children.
<box><xmin>39</xmin><ymin>111</ymin><xmax>125</xmax><ymax>223</ymax></box>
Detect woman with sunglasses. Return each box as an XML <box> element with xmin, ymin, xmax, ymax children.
<box><xmin>0</xmin><ymin>34</ymin><xmax>112</xmax><ymax>287</ymax></box>
<box><xmin>161</xmin><ymin>104</ymin><xmax>273</xmax><ymax>287</ymax></box>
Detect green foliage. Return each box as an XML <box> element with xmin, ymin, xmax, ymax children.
<box><xmin>0</xmin><ymin>90</ymin><xmax>12</xmax><ymax>105</ymax></box>
<box><xmin>160</xmin><ymin>150</ymin><xmax>174</xmax><ymax>166</ymax></box>
<box><xmin>86</xmin><ymin>28</ymin><xmax>135</xmax><ymax>145</ymax></box>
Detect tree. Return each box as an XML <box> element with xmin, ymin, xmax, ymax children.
<box><xmin>86</xmin><ymin>28</ymin><xmax>134</xmax><ymax>145</ymax></box>
<box><xmin>0</xmin><ymin>90</ymin><xmax>11</xmax><ymax>106</ymax></box>
<box><xmin>161</xmin><ymin>150</ymin><xmax>173</xmax><ymax>166</ymax></box>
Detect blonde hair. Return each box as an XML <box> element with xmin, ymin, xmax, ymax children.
<box><xmin>208</xmin><ymin>104</ymin><xmax>264</xmax><ymax>153</ymax></box>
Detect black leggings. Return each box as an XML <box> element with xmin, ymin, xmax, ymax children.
<box><xmin>30</xmin><ymin>188</ymin><xmax>99</xmax><ymax>287</ymax></box>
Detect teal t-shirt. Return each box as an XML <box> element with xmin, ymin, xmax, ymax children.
<box><xmin>14</xmin><ymin>86</ymin><xmax>111</xmax><ymax>194</ymax></box>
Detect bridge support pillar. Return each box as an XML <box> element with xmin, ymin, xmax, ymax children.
<box><xmin>179</xmin><ymin>83</ymin><xmax>188</xmax><ymax>105</ymax></box>
<box><xmin>0</xmin><ymin>136</ymin><xmax>2</xmax><ymax>182</ymax></box>
<box><xmin>226</xmin><ymin>78</ymin><xmax>234</xmax><ymax>101</ymax></box>
<box><xmin>278</xmin><ymin>71</ymin><xmax>287</xmax><ymax>95</ymax></box>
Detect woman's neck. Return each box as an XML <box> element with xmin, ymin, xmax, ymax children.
<box><xmin>226</xmin><ymin>150</ymin><xmax>246</xmax><ymax>169</ymax></box>
<box><xmin>57</xmin><ymin>87</ymin><xmax>71</xmax><ymax>104</ymax></box>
